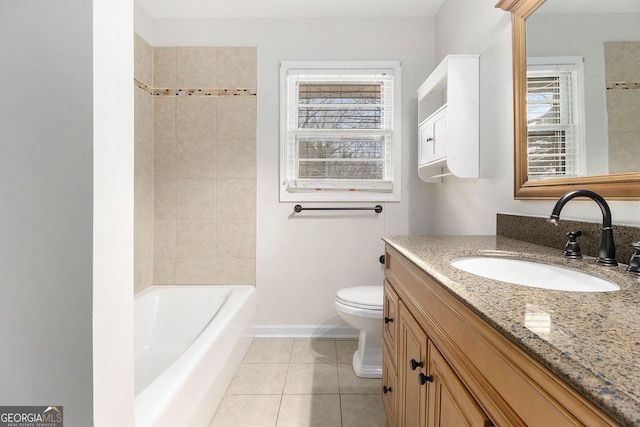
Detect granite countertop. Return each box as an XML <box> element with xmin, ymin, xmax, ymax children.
<box><xmin>383</xmin><ymin>235</ymin><xmax>640</xmax><ymax>427</ymax></box>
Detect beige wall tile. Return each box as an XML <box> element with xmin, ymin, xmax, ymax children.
<box><xmin>154</xmin><ymin>178</ymin><xmax>177</xmax><ymax>219</ymax></box>
<box><xmin>153</xmin><ymin>136</ymin><xmax>177</xmax><ymax>178</ymax></box>
<box><xmin>153</xmin><ymin>47</ymin><xmax>177</xmax><ymax>88</ymax></box>
<box><xmin>134</xmin><ymin>89</ymin><xmax>153</xmax><ymax>179</ymax></box>
<box><xmin>216</xmin><ymin>218</ymin><xmax>256</xmax><ymax>258</ymax></box>
<box><xmin>175</xmin><ymin>258</ymin><xmax>216</xmax><ymax>285</ymax></box>
<box><xmin>217</xmin><ymin>179</ymin><xmax>256</xmax><ymax>219</ymax></box>
<box><xmin>609</xmin><ymin>131</ymin><xmax>640</xmax><ymax>174</ymax></box>
<box><xmin>153</xmin><ymin>219</ymin><xmax>176</xmax><ymax>259</ymax></box>
<box><xmin>217</xmin><ymin>138</ymin><xmax>256</xmax><ymax>179</ymax></box>
<box><xmin>215</xmin><ymin>258</ymin><xmax>256</xmax><ymax>285</ymax></box>
<box><xmin>153</xmin><ymin>96</ymin><xmax>176</xmax><ymax>138</ymax></box>
<box><xmin>606</xmin><ymin>90</ymin><xmax>640</xmax><ymax>133</ymax></box>
<box><xmin>176</xmin><ymin>137</ymin><xmax>216</xmax><ymax>178</ymax></box>
<box><xmin>134</xmin><ymin>33</ymin><xmax>152</xmax><ymax>85</ymax></box>
<box><xmin>177</xmin><ymin>47</ymin><xmax>217</xmax><ymax>88</ymax></box>
<box><xmin>176</xmin><ymin>219</ymin><xmax>217</xmax><ymax>258</ymax></box>
<box><xmin>605</xmin><ymin>41</ymin><xmax>640</xmax><ymax>83</ymax></box>
<box><xmin>217</xmin><ymin>47</ymin><xmax>257</xmax><ymax>88</ymax></box>
<box><xmin>176</xmin><ymin>96</ymin><xmax>217</xmax><ymax>139</ymax></box>
<box><xmin>153</xmin><ymin>258</ymin><xmax>176</xmax><ymax>285</ymax></box>
<box><xmin>217</xmin><ymin>97</ymin><xmax>256</xmax><ymax>139</ymax></box>
<box><xmin>176</xmin><ymin>178</ymin><xmax>217</xmax><ymax>218</ymax></box>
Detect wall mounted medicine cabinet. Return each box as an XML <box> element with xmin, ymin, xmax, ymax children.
<box><xmin>417</xmin><ymin>55</ymin><xmax>479</xmax><ymax>183</ymax></box>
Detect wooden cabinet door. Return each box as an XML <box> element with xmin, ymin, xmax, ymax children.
<box><xmin>382</xmin><ymin>345</ymin><xmax>397</xmax><ymax>426</ymax></box>
<box><xmin>398</xmin><ymin>302</ymin><xmax>428</xmax><ymax>427</ymax></box>
<box><xmin>427</xmin><ymin>340</ymin><xmax>492</xmax><ymax>427</ymax></box>
<box><xmin>383</xmin><ymin>280</ymin><xmax>399</xmax><ymax>369</ymax></box>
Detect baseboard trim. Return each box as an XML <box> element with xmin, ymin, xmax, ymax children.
<box><xmin>254</xmin><ymin>324</ymin><xmax>359</xmax><ymax>339</ymax></box>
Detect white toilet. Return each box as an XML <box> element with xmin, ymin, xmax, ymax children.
<box><xmin>335</xmin><ymin>285</ymin><xmax>383</xmax><ymax>378</ymax></box>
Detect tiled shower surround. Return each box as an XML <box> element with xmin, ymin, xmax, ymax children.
<box><xmin>605</xmin><ymin>41</ymin><xmax>640</xmax><ymax>174</ymax></box>
<box><xmin>134</xmin><ymin>34</ymin><xmax>257</xmax><ymax>292</ymax></box>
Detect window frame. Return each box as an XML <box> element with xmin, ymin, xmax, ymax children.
<box><xmin>279</xmin><ymin>61</ymin><xmax>402</xmax><ymax>202</ymax></box>
<box><xmin>526</xmin><ymin>56</ymin><xmax>586</xmax><ymax>180</ymax></box>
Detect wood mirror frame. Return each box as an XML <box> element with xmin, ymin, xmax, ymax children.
<box><xmin>496</xmin><ymin>0</ymin><xmax>640</xmax><ymax>200</ymax></box>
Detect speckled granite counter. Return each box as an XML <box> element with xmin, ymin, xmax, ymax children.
<box><xmin>383</xmin><ymin>235</ymin><xmax>640</xmax><ymax>427</ymax></box>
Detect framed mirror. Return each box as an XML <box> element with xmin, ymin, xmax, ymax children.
<box><xmin>496</xmin><ymin>0</ymin><xmax>640</xmax><ymax>199</ymax></box>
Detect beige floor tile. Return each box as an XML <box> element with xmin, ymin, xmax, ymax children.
<box><xmin>290</xmin><ymin>339</ymin><xmax>337</xmax><ymax>364</ymax></box>
<box><xmin>284</xmin><ymin>363</ymin><xmax>339</xmax><ymax>394</ymax></box>
<box><xmin>336</xmin><ymin>339</ymin><xmax>358</xmax><ymax>364</ymax></box>
<box><xmin>276</xmin><ymin>394</ymin><xmax>341</xmax><ymax>427</ymax></box>
<box><xmin>340</xmin><ymin>394</ymin><xmax>387</xmax><ymax>427</ymax></box>
<box><xmin>227</xmin><ymin>363</ymin><xmax>288</xmax><ymax>395</ymax></box>
<box><xmin>243</xmin><ymin>339</ymin><xmax>294</xmax><ymax>363</ymax></box>
<box><xmin>337</xmin><ymin>363</ymin><xmax>383</xmax><ymax>394</ymax></box>
<box><xmin>210</xmin><ymin>394</ymin><xmax>281</xmax><ymax>427</ymax></box>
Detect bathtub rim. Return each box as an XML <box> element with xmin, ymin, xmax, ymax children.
<box><xmin>134</xmin><ymin>284</ymin><xmax>255</xmax><ymax>427</ymax></box>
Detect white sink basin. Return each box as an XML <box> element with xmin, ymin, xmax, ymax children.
<box><xmin>450</xmin><ymin>256</ymin><xmax>620</xmax><ymax>292</ymax></box>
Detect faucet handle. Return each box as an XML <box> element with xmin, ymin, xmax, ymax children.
<box><xmin>564</xmin><ymin>231</ymin><xmax>583</xmax><ymax>259</ymax></box>
<box><xmin>626</xmin><ymin>242</ymin><xmax>640</xmax><ymax>274</ymax></box>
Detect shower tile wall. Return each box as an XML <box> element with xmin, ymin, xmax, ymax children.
<box><xmin>134</xmin><ymin>34</ymin><xmax>154</xmax><ymax>293</ymax></box>
<box><xmin>134</xmin><ymin>34</ymin><xmax>257</xmax><ymax>292</ymax></box>
<box><xmin>605</xmin><ymin>41</ymin><xmax>640</xmax><ymax>174</ymax></box>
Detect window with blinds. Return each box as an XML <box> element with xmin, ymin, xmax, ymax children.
<box><xmin>280</xmin><ymin>61</ymin><xmax>401</xmax><ymax>202</ymax></box>
<box><xmin>526</xmin><ymin>57</ymin><xmax>585</xmax><ymax>180</ymax></box>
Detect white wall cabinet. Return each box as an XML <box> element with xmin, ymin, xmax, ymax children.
<box><xmin>417</xmin><ymin>55</ymin><xmax>479</xmax><ymax>182</ymax></box>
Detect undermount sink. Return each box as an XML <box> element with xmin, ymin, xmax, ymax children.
<box><xmin>451</xmin><ymin>256</ymin><xmax>620</xmax><ymax>292</ymax></box>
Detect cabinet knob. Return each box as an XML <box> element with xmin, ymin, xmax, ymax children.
<box><xmin>410</xmin><ymin>359</ymin><xmax>424</xmax><ymax>370</ymax></box>
<box><xmin>384</xmin><ymin>317</ymin><xmax>394</xmax><ymax>324</ymax></box>
<box><xmin>418</xmin><ymin>373</ymin><xmax>433</xmax><ymax>385</ymax></box>
<box><xmin>383</xmin><ymin>385</ymin><xmax>392</xmax><ymax>394</ymax></box>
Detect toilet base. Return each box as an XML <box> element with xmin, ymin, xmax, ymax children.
<box><xmin>351</xmin><ymin>331</ymin><xmax>382</xmax><ymax>379</ymax></box>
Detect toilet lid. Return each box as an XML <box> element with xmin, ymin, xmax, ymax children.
<box><xmin>336</xmin><ymin>286</ymin><xmax>383</xmax><ymax>310</ymax></box>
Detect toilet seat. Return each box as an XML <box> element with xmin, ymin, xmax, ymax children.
<box><xmin>335</xmin><ymin>286</ymin><xmax>383</xmax><ymax>310</ymax></box>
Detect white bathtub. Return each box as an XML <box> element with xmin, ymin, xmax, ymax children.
<box><xmin>135</xmin><ymin>285</ymin><xmax>255</xmax><ymax>427</ymax></box>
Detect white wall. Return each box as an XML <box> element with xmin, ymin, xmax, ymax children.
<box><xmin>0</xmin><ymin>0</ymin><xmax>94</xmax><ymax>424</ymax></box>
<box><xmin>432</xmin><ymin>0</ymin><xmax>640</xmax><ymax>234</ymax></box>
<box><xmin>151</xmin><ymin>18</ymin><xmax>435</xmax><ymax>333</ymax></box>
<box><xmin>94</xmin><ymin>0</ymin><xmax>135</xmax><ymax>425</ymax></box>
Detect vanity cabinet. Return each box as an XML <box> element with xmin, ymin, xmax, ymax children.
<box><xmin>383</xmin><ymin>244</ymin><xmax>619</xmax><ymax>427</ymax></box>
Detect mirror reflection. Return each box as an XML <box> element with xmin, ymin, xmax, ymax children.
<box><xmin>525</xmin><ymin>1</ymin><xmax>640</xmax><ymax>181</ymax></box>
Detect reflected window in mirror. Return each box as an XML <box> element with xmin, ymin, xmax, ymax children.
<box><xmin>527</xmin><ymin>57</ymin><xmax>585</xmax><ymax>180</ymax></box>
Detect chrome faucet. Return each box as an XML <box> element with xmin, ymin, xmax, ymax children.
<box><xmin>547</xmin><ymin>190</ymin><xmax>617</xmax><ymax>266</ymax></box>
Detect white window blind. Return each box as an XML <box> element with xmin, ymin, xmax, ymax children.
<box><xmin>526</xmin><ymin>58</ymin><xmax>585</xmax><ymax>180</ymax></box>
<box><xmin>280</xmin><ymin>62</ymin><xmax>401</xmax><ymax>202</ymax></box>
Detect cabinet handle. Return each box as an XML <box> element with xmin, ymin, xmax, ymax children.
<box><xmin>384</xmin><ymin>317</ymin><xmax>394</xmax><ymax>324</ymax></box>
<box><xmin>426</xmin><ymin>137</ymin><xmax>434</xmax><ymax>142</ymax></box>
<box><xmin>410</xmin><ymin>359</ymin><xmax>424</xmax><ymax>370</ymax></box>
<box><xmin>383</xmin><ymin>385</ymin><xmax>392</xmax><ymax>393</ymax></box>
<box><xmin>418</xmin><ymin>373</ymin><xmax>433</xmax><ymax>385</ymax></box>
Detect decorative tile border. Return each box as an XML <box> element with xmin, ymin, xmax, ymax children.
<box><xmin>606</xmin><ymin>81</ymin><xmax>640</xmax><ymax>90</ymax></box>
<box><xmin>134</xmin><ymin>78</ymin><xmax>257</xmax><ymax>97</ymax></box>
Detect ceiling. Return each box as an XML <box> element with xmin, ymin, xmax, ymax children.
<box><xmin>135</xmin><ymin>0</ymin><xmax>446</xmax><ymax>19</ymax></box>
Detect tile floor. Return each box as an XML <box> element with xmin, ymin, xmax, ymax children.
<box><xmin>210</xmin><ymin>338</ymin><xmax>387</xmax><ymax>427</ymax></box>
